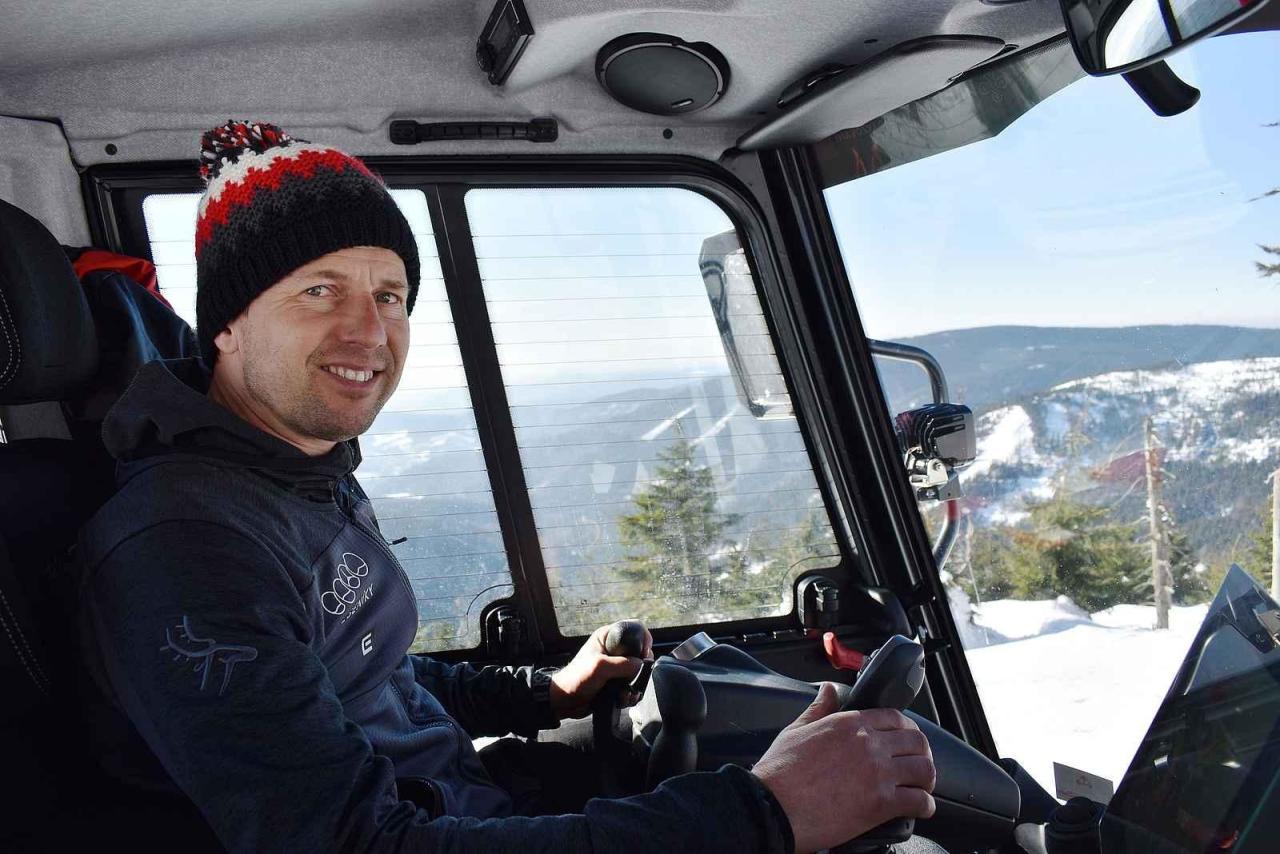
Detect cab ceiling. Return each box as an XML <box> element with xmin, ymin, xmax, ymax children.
<box><xmin>0</xmin><ymin>0</ymin><xmax>1066</xmax><ymax>165</ymax></box>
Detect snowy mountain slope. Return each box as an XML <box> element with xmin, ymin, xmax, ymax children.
<box><xmin>970</xmin><ymin>356</ymin><xmax>1280</xmax><ymax>474</ymax></box>
<box><xmin>958</xmin><ymin>357</ymin><xmax>1280</xmax><ymax>544</ymax></box>
<box><xmin>1053</xmin><ymin>357</ymin><xmax>1280</xmax><ymax>464</ymax></box>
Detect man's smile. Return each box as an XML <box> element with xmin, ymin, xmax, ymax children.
<box><xmin>320</xmin><ymin>363</ymin><xmax>385</xmax><ymax>390</ymax></box>
<box><xmin>321</xmin><ymin>364</ymin><xmax>379</xmax><ymax>383</ymax></box>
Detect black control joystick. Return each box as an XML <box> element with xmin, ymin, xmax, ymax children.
<box><xmin>603</xmin><ymin>620</ymin><xmax>649</xmax><ymax>656</ymax></box>
<box><xmin>834</xmin><ymin>634</ymin><xmax>927</xmax><ymax>853</ymax></box>
<box><xmin>599</xmin><ymin>619</ymin><xmax>652</xmax><ymax>702</ymax></box>
<box><xmin>840</xmin><ymin>634</ymin><xmax>926</xmax><ymax>714</ymax></box>
<box><xmin>592</xmin><ymin>621</ymin><xmax>652</xmax><ymax>792</ymax></box>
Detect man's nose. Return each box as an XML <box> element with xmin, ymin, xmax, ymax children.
<box><xmin>336</xmin><ymin>293</ymin><xmax>388</xmax><ymax>348</ymax></box>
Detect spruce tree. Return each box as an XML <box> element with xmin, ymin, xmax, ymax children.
<box><xmin>617</xmin><ymin>438</ymin><xmax>741</xmax><ymax>622</ymax></box>
<box><xmin>1242</xmin><ymin>492</ymin><xmax>1274</xmax><ymax>589</ymax></box>
<box><xmin>1005</xmin><ymin>494</ymin><xmax>1148</xmax><ymax>612</ymax></box>
<box><xmin>1259</xmin><ymin>244</ymin><xmax>1280</xmax><ymax>278</ymax></box>
<box><xmin>1167</xmin><ymin>526</ymin><xmax>1211</xmax><ymax>605</ymax></box>
<box><xmin>1202</xmin><ymin>494</ymin><xmax>1272</xmax><ymax>596</ymax></box>
<box><xmin>965</xmin><ymin>528</ymin><xmax>1017</xmax><ymax>602</ymax></box>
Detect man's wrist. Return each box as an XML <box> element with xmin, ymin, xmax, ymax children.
<box><xmin>529</xmin><ymin>666</ymin><xmax>563</xmax><ymax>728</ymax></box>
<box><xmin>744</xmin><ymin>768</ymin><xmax>797</xmax><ymax>854</ymax></box>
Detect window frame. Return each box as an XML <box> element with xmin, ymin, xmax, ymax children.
<box><xmin>84</xmin><ymin>155</ymin><xmax>862</xmax><ymax>657</ymax></box>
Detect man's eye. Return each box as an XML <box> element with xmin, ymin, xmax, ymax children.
<box><xmin>377</xmin><ymin>292</ymin><xmax>403</xmax><ymax>304</ymax></box>
<box><xmin>304</xmin><ymin>284</ymin><xmax>332</xmax><ymax>297</ymax></box>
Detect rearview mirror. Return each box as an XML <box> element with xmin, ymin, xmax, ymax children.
<box><xmin>1060</xmin><ymin>0</ymin><xmax>1271</xmax><ymax>75</ymax></box>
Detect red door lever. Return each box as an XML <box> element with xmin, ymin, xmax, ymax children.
<box><xmin>822</xmin><ymin>632</ymin><xmax>866</xmax><ymax>671</ymax></box>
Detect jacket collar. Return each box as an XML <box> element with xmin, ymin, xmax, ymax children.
<box><xmin>103</xmin><ymin>357</ymin><xmax>361</xmax><ymax>497</ymax></box>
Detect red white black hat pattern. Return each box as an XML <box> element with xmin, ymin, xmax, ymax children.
<box><xmin>193</xmin><ymin>120</ymin><xmax>419</xmax><ymax>363</ymax></box>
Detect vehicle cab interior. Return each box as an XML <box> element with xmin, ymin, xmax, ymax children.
<box><xmin>2</xmin><ymin>1</ymin><xmax>1279</xmax><ymax>852</ymax></box>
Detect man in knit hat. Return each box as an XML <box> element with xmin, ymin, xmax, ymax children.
<box><xmin>192</xmin><ymin>121</ymin><xmax>423</xmax><ymax>451</ymax></box>
<box><xmin>74</xmin><ymin>121</ymin><xmax>936</xmax><ymax>854</ymax></box>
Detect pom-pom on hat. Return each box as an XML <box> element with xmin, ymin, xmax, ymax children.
<box><xmin>193</xmin><ymin>120</ymin><xmax>419</xmax><ymax>363</ymax></box>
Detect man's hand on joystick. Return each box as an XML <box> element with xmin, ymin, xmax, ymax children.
<box><xmin>752</xmin><ymin>683</ymin><xmax>937</xmax><ymax>854</ymax></box>
<box><xmin>552</xmin><ymin>620</ymin><xmax>654</xmax><ymax>719</ymax></box>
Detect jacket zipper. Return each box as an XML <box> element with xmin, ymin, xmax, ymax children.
<box><xmin>335</xmin><ymin>479</ymin><xmax>419</xmax><ymax>612</ymax></box>
<box><xmin>337</xmin><ymin>482</ymin><xmax>509</xmax><ymax>802</ymax></box>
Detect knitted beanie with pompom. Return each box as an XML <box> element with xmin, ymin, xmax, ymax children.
<box><xmin>193</xmin><ymin>120</ymin><xmax>419</xmax><ymax>363</ymax></box>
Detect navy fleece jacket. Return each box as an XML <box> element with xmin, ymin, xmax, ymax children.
<box><xmin>75</xmin><ymin>357</ymin><xmax>794</xmax><ymax>853</ymax></box>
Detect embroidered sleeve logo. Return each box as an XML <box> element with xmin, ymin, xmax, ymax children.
<box><xmin>161</xmin><ymin>615</ymin><xmax>259</xmax><ymax>696</ymax></box>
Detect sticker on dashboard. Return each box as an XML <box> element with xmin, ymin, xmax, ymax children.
<box><xmin>1053</xmin><ymin>761</ymin><xmax>1114</xmax><ymax>804</ymax></box>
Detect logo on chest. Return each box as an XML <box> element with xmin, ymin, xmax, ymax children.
<box><xmin>321</xmin><ymin>551</ymin><xmax>376</xmax><ymax>622</ymax></box>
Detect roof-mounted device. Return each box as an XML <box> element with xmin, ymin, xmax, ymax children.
<box><xmin>476</xmin><ymin>0</ymin><xmax>534</xmax><ymax>86</ymax></box>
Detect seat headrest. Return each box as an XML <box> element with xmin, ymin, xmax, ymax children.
<box><xmin>0</xmin><ymin>198</ymin><xmax>98</xmax><ymax>404</ymax></box>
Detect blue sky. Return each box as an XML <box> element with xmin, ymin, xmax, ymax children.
<box><xmin>825</xmin><ymin>31</ymin><xmax>1280</xmax><ymax>340</ymax></box>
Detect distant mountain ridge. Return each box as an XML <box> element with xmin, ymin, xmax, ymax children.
<box><xmin>957</xmin><ymin>355</ymin><xmax>1280</xmax><ymax>564</ymax></box>
<box><xmin>877</xmin><ymin>325</ymin><xmax>1280</xmax><ymax>413</ymax></box>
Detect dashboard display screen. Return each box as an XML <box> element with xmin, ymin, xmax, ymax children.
<box><xmin>1103</xmin><ymin>566</ymin><xmax>1280</xmax><ymax>853</ymax></box>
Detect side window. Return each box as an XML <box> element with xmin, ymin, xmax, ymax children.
<box><xmin>465</xmin><ymin>187</ymin><xmax>841</xmax><ymax>635</ymax></box>
<box><xmin>822</xmin><ymin>33</ymin><xmax>1279</xmax><ymax>793</ymax></box>
<box><xmin>142</xmin><ymin>189</ymin><xmax>515</xmax><ymax>652</ymax></box>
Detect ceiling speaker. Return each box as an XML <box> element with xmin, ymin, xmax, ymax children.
<box><xmin>596</xmin><ymin>33</ymin><xmax>730</xmax><ymax>116</ymax></box>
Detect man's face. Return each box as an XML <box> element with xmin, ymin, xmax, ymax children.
<box><xmin>211</xmin><ymin>246</ymin><xmax>410</xmax><ymax>449</ymax></box>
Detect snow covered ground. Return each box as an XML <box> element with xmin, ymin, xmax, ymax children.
<box><xmin>950</xmin><ymin>589</ymin><xmax>1208</xmax><ymax>797</ymax></box>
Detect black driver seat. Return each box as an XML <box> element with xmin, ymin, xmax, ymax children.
<box><xmin>0</xmin><ymin>196</ymin><xmax>114</xmax><ymax>848</ymax></box>
<box><xmin>0</xmin><ymin>197</ymin><xmax>198</xmax><ymax>848</ymax></box>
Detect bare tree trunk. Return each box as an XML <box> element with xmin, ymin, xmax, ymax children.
<box><xmin>1145</xmin><ymin>418</ymin><xmax>1172</xmax><ymax>629</ymax></box>
<box><xmin>963</xmin><ymin>514</ymin><xmax>981</xmax><ymax>608</ymax></box>
<box><xmin>1272</xmin><ymin>469</ymin><xmax>1280</xmax><ymax>601</ymax></box>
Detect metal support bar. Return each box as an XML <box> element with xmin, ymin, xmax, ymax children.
<box><xmin>868</xmin><ymin>338</ymin><xmax>960</xmax><ymax>572</ymax></box>
<box><xmin>867</xmin><ymin>339</ymin><xmax>950</xmax><ymax>405</ymax></box>
<box><xmin>932</xmin><ymin>498</ymin><xmax>962</xmax><ymax>570</ymax></box>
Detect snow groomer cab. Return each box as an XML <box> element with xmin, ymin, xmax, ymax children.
<box><xmin>1</xmin><ymin>0</ymin><xmax>1279</xmax><ymax>851</ymax></box>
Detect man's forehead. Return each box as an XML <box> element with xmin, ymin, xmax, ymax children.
<box><xmin>283</xmin><ymin>247</ymin><xmax>407</xmax><ymax>285</ymax></box>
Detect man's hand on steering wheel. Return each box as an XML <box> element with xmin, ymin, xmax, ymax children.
<box><xmin>549</xmin><ymin>621</ymin><xmax>654</xmax><ymax>720</ymax></box>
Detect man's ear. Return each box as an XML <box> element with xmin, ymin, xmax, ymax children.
<box><xmin>213</xmin><ymin>321</ymin><xmax>240</xmax><ymax>355</ymax></box>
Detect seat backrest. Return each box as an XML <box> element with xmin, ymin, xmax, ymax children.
<box><xmin>1</xmin><ymin>195</ymin><xmax>107</xmax><ymax>695</ymax></box>
<box><xmin>0</xmin><ymin>535</ymin><xmax>52</xmax><ymax>717</ymax></box>
<box><xmin>0</xmin><ymin>196</ymin><xmax>108</xmax><ymax>843</ymax></box>
<box><xmin>0</xmin><ymin>195</ymin><xmax>206</xmax><ymax>847</ymax></box>
<box><xmin>0</xmin><ymin>198</ymin><xmax>99</xmax><ymax>406</ymax></box>
<box><xmin>0</xmin><ymin>532</ymin><xmax>66</xmax><ymax>835</ymax></box>
<box><xmin>0</xmin><ymin>197</ymin><xmax>197</xmax><ymax>661</ymax></box>
<box><xmin>1</xmin><ymin>195</ymin><xmax>202</xmax><ymax>847</ymax></box>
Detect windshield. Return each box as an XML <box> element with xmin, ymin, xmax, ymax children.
<box><xmin>821</xmin><ymin>30</ymin><xmax>1280</xmax><ymax>798</ymax></box>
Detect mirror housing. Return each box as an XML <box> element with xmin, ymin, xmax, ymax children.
<box><xmin>699</xmin><ymin>231</ymin><xmax>793</xmax><ymax>420</ymax></box>
<box><xmin>1060</xmin><ymin>0</ymin><xmax>1272</xmax><ymax>76</ymax></box>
